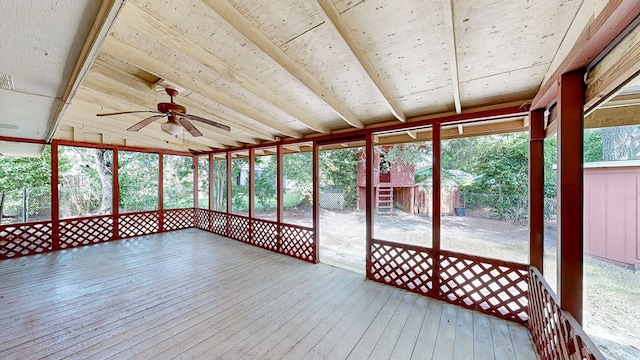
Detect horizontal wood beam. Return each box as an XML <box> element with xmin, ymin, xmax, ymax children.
<box><xmin>532</xmin><ymin>0</ymin><xmax>640</xmax><ymax>110</ymax></box>
<box><xmin>584</xmin><ymin>103</ymin><xmax>640</xmax><ymax>128</ymax></box>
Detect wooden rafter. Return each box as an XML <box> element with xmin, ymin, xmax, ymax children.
<box><xmin>315</xmin><ymin>0</ymin><xmax>406</xmax><ymax>122</ymax></box>
<box><xmin>442</xmin><ymin>0</ymin><xmax>462</xmax><ymax>114</ymax></box>
<box><xmin>201</xmin><ymin>0</ymin><xmax>365</xmax><ymax>129</ymax></box>
<box><xmin>100</xmin><ymin>36</ymin><xmax>301</xmax><ymax>139</ymax></box>
<box><xmin>121</xmin><ymin>4</ymin><xmax>329</xmax><ymax>134</ymax></box>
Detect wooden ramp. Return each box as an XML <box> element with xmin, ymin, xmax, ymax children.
<box><xmin>0</xmin><ymin>229</ymin><xmax>538</xmax><ymax>359</ymax></box>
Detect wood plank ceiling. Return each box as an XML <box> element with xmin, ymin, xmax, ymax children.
<box><xmin>52</xmin><ymin>0</ymin><xmax>602</xmax><ymax>152</ymax></box>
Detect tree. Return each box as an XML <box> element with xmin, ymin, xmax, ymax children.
<box><xmin>601</xmin><ymin>126</ymin><xmax>639</xmax><ymax>161</ymax></box>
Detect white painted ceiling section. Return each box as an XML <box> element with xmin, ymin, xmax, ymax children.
<box><xmin>0</xmin><ymin>0</ymin><xmax>117</xmax><ymax>156</ymax></box>
<box><xmin>0</xmin><ymin>0</ymin><xmax>638</xmax><ymax>156</ymax></box>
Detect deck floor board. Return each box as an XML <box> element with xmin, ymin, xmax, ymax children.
<box><xmin>0</xmin><ymin>229</ymin><xmax>538</xmax><ymax>359</ymax></box>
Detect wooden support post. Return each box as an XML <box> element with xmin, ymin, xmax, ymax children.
<box><xmin>557</xmin><ymin>70</ymin><xmax>585</xmax><ymax>324</ymax></box>
<box><xmin>529</xmin><ymin>109</ymin><xmax>545</xmax><ymax>272</ymax></box>
<box><xmin>249</xmin><ymin>149</ymin><xmax>255</xmax><ymax>218</ymax></box>
<box><xmin>312</xmin><ymin>143</ymin><xmax>320</xmax><ymax>264</ymax></box>
<box><xmin>433</xmin><ymin>124</ymin><xmax>442</xmax><ymax>297</ymax></box>
<box><xmin>193</xmin><ymin>155</ymin><xmax>199</xmax><ymax>210</ymax></box>
<box><xmin>51</xmin><ymin>141</ymin><xmax>60</xmax><ymax>250</ymax></box>
<box><xmin>209</xmin><ymin>153</ymin><xmax>214</xmax><ymax>211</ymax></box>
<box><xmin>112</xmin><ymin>148</ymin><xmax>119</xmax><ymax>240</ymax></box>
<box><xmin>365</xmin><ymin>132</ymin><xmax>375</xmax><ymax>279</ymax></box>
<box><xmin>158</xmin><ymin>153</ymin><xmax>164</xmax><ymax>232</ymax></box>
<box><xmin>276</xmin><ymin>145</ymin><xmax>284</xmax><ymax>251</ymax></box>
<box><xmin>226</xmin><ymin>151</ymin><xmax>232</xmax><ymax>237</ymax></box>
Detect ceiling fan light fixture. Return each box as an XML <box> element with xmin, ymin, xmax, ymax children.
<box><xmin>161</xmin><ymin>120</ymin><xmax>183</xmax><ymax>136</ymax></box>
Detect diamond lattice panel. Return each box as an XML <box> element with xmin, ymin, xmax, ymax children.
<box><xmin>370</xmin><ymin>240</ymin><xmax>434</xmax><ymax>296</ymax></box>
<box><xmin>0</xmin><ymin>222</ymin><xmax>53</xmax><ymax>259</ymax></box>
<box><xmin>280</xmin><ymin>225</ymin><xmax>315</xmax><ymax>263</ymax></box>
<box><xmin>439</xmin><ymin>250</ymin><xmax>529</xmax><ymax>324</ymax></box>
<box><xmin>211</xmin><ymin>211</ymin><xmax>227</xmax><ymax>235</ymax></box>
<box><xmin>228</xmin><ymin>214</ymin><xmax>249</xmax><ymax>242</ymax></box>
<box><xmin>164</xmin><ymin>208</ymin><xmax>195</xmax><ymax>231</ymax></box>
<box><xmin>250</xmin><ymin>219</ymin><xmax>278</xmax><ymax>251</ymax></box>
<box><xmin>528</xmin><ymin>268</ymin><xmax>601</xmax><ymax>360</ymax></box>
<box><xmin>59</xmin><ymin>216</ymin><xmax>113</xmax><ymax>248</ymax></box>
<box><xmin>119</xmin><ymin>212</ymin><xmax>159</xmax><ymax>238</ymax></box>
<box><xmin>195</xmin><ymin>209</ymin><xmax>211</xmax><ymax>231</ymax></box>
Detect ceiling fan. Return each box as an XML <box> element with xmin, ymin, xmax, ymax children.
<box><xmin>96</xmin><ymin>87</ymin><xmax>231</xmax><ymax>137</ymax></box>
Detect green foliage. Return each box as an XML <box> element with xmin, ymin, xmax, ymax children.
<box><xmin>320</xmin><ymin>148</ymin><xmax>359</xmax><ymax>207</ymax></box>
<box><xmin>119</xmin><ymin>151</ymin><xmax>159</xmax><ymax>211</ymax></box>
<box><xmin>381</xmin><ymin>143</ymin><xmax>429</xmax><ymax>172</ymax></box>
<box><xmin>163</xmin><ymin>155</ymin><xmax>194</xmax><ymax>209</ymax></box>
<box><xmin>584</xmin><ymin>128</ymin><xmax>603</xmax><ymax>162</ymax></box>
<box><xmin>0</xmin><ymin>146</ymin><xmax>55</xmax><ymax>191</ymax></box>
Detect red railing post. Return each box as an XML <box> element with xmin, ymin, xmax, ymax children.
<box><xmin>112</xmin><ymin>148</ymin><xmax>119</xmax><ymax>240</ymax></box>
<box><xmin>51</xmin><ymin>140</ymin><xmax>60</xmax><ymax>250</ymax></box>
<box><xmin>209</xmin><ymin>153</ymin><xmax>214</xmax><ymax>211</ymax></box>
<box><xmin>158</xmin><ymin>153</ymin><xmax>164</xmax><ymax>232</ymax></box>
<box><xmin>226</xmin><ymin>151</ymin><xmax>232</xmax><ymax>237</ymax></box>
<box><xmin>312</xmin><ymin>143</ymin><xmax>320</xmax><ymax>264</ymax></box>
<box><xmin>557</xmin><ymin>70</ymin><xmax>585</xmax><ymax>324</ymax></box>
<box><xmin>248</xmin><ymin>149</ymin><xmax>255</xmax><ymax>243</ymax></box>
<box><xmin>432</xmin><ymin>123</ymin><xmax>442</xmax><ymax>297</ymax></box>
<box><xmin>365</xmin><ymin>132</ymin><xmax>374</xmax><ymax>279</ymax></box>
<box><xmin>276</xmin><ymin>145</ymin><xmax>284</xmax><ymax>252</ymax></box>
<box><xmin>529</xmin><ymin>109</ymin><xmax>545</xmax><ymax>272</ymax></box>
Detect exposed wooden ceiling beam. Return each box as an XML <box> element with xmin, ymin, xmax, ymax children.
<box><xmin>315</xmin><ymin>0</ymin><xmax>406</xmax><ymax>122</ymax></box>
<box><xmin>201</xmin><ymin>0</ymin><xmax>364</xmax><ymax>129</ymax></box>
<box><xmin>100</xmin><ymin>36</ymin><xmax>302</xmax><ymax>139</ymax></box>
<box><xmin>585</xmin><ymin>22</ymin><xmax>640</xmax><ymax>115</ymax></box>
<box><xmin>121</xmin><ymin>4</ymin><xmax>329</xmax><ymax>134</ymax></box>
<box><xmin>584</xmin><ymin>103</ymin><xmax>640</xmax><ymax>128</ymax></box>
<box><xmin>532</xmin><ymin>0</ymin><xmax>640</xmax><ymax>110</ymax></box>
<box><xmin>442</xmin><ymin>0</ymin><xmax>462</xmax><ymax>114</ymax></box>
<box><xmin>46</xmin><ymin>0</ymin><xmax>126</xmax><ymax>142</ymax></box>
<box><xmin>406</xmin><ymin>130</ymin><xmax>417</xmax><ymax>139</ymax></box>
<box><xmin>82</xmin><ymin>62</ymin><xmax>264</xmax><ymax>144</ymax></box>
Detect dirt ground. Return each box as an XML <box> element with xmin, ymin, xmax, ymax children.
<box><xmin>314</xmin><ymin>208</ymin><xmax>640</xmax><ymax>359</ymax></box>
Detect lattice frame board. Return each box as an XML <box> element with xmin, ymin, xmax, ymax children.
<box><xmin>119</xmin><ymin>211</ymin><xmax>159</xmax><ymax>238</ymax></box>
<box><xmin>250</xmin><ymin>219</ymin><xmax>278</xmax><ymax>251</ymax></box>
<box><xmin>228</xmin><ymin>214</ymin><xmax>250</xmax><ymax>243</ymax></box>
<box><xmin>528</xmin><ymin>268</ymin><xmax>604</xmax><ymax>359</ymax></box>
<box><xmin>164</xmin><ymin>208</ymin><xmax>195</xmax><ymax>231</ymax></box>
<box><xmin>439</xmin><ymin>250</ymin><xmax>529</xmax><ymax>324</ymax></box>
<box><xmin>280</xmin><ymin>224</ymin><xmax>315</xmax><ymax>263</ymax></box>
<box><xmin>210</xmin><ymin>210</ymin><xmax>227</xmax><ymax>235</ymax></box>
<box><xmin>370</xmin><ymin>239</ymin><xmax>434</xmax><ymax>296</ymax></box>
<box><xmin>59</xmin><ymin>216</ymin><xmax>113</xmax><ymax>248</ymax></box>
<box><xmin>0</xmin><ymin>221</ymin><xmax>53</xmax><ymax>259</ymax></box>
<box><xmin>195</xmin><ymin>208</ymin><xmax>211</xmax><ymax>231</ymax></box>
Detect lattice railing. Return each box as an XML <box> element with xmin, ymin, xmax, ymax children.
<box><xmin>439</xmin><ymin>250</ymin><xmax>529</xmax><ymax>324</ymax></box>
<box><xmin>250</xmin><ymin>219</ymin><xmax>278</xmax><ymax>251</ymax></box>
<box><xmin>228</xmin><ymin>214</ymin><xmax>250</xmax><ymax>243</ymax></box>
<box><xmin>0</xmin><ymin>221</ymin><xmax>53</xmax><ymax>259</ymax></box>
<box><xmin>164</xmin><ymin>208</ymin><xmax>195</xmax><ymax>231</ymax></box>
<box><xmin>370</xmin><ymin>239</ymin><xmax>434</xmax><ymax>296</ymax></box>
<box><xmin>528</xmin><ymin>268</ymin><xmax>604</xmax><ymax>360</ymax></box>
<box><xmin>195</xmin><ymin>208</ymin><xmax>210</xmax><ymax>231</ymax></box>
<box><xmin>119</xmin><ymin>211</ymin><xmax>159</xmax><ymax>238</ymax></box>
<box><xmin>210</xmin><ymin>210</ymin><xmax>227</xmax><ymax>235</ymax></box>
<box><xmin>280</xmin><ymin>224</ymin><xmax>315</xmax><ymax>263</ymax></box>
<box><xmin>59</xmin><ymin>216</ymin><xmax>113</xmax><ymax>248</ymax></box>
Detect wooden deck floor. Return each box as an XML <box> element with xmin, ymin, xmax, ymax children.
<box><xmin>0</xmin><ymin>229</ymin><xmax>538</xmax><ymax>359</ymax></box>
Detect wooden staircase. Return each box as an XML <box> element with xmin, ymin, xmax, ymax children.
<box><xmin>376</xmin><ymin>187</ymin><xmax>393</xmax><ymax>215</ymax></box>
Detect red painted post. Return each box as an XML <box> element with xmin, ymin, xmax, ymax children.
<box><xmin>276</xmin><ymin>145</ymin><xmax>283</xmax><ymax>251</ymax></box>
<box><xmin>433</xmin><ymin>124</ymin><xmax>441</xmax><ymax>297</ymax></box>
<box><xmin>312</xmin><ymin>143</ymin><xmax>320</xmax><ymax>264</ymax></box>
<box><xmin>365</xmin><ymin>132</ymin><xmax>375</xmax><ymax>279</ymax></box>
<box><xmin>112</xmin><ymin>148</ymin><xmax>119</xmax><ymax>240</ymax></box>
<box><xmin>51</xmin><ymin>141</ymin><xmax>60</xmax><ymax>250</ymax></box>
<box><xmin>248</xmin><ymin>149</ymin><xmax>255</xmax><ymax>242</ymax></box>
<box><xmin>193</xmin><ymin>155</ymin><xmax>199</xmax><ymax>210</ymax></box>
<box><xmin>209</xmin><ymin>154</ymin><xmax>214</xmax><ymax>211</ymax></box>
<box><xmin>226</xmin><ymin>151</ymin><xmax>232</xmax><ymax>237</ymax></box>
<box><xmin>529</xmin><ymin>109</ymin><xmax>545</xmax><ymax>272</ymax></box>
<box><xmin>158</xmin><ymin>153</ymin><xmax>164</xmax><ymax>232</ymax></box>
<box><xmin>557</xmin><ymin>70</ymin><xmax>585</xmax><ymax>324</ymax></box>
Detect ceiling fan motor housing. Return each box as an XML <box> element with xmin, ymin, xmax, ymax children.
<box><xmin>157</xmin><ymin>102</ymin><xmax>186</xmax><ymax>114</ymax></box>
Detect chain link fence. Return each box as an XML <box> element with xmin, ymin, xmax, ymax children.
<box><xmin>0</xmin><ymin>187</ymin><xmax>52</xmax><ymax>224</ymax></box>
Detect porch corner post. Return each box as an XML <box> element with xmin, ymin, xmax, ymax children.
<box><xmin>209</xmin><ymin>153</ymin><xmax>214</xmax><ymax>211</ymax></box>
<box><xmin>276</xmin><ymin>145</ymin><xmax>284</xmax><ymax>252</ymax></box>
<box><xmin>158</xmin><ymin>153</ymin><xmax>164</xmax><ymax>232</ymax></box>
<box><xmin>51</xmin><ymin>140</ymin><xmax>60</xmax><ymax>250</ymax></box>
<box><xmin>312</xmin><ymin>142</ymin><xmax>320</xmax><ymax>264</ymax></box>
<box><xmin>529</xmin><ymin>109</ymin><xmax>545</xmax><ymax>272</ymax></box>
<box><xmin>365</xmin><ymin>132</ymin><xmax>375</xmax><ymax>279</ymax></box>
<box><xmin>226</xmin><ymin>151</ymin><xmax>232</xmax><ymax>237</ymax></box>
<box><xmin>112</xmin><ymin>148</ymin><xmax>119</xmax><ymax>240</ymax></box>
<box><xmin>433</xmin><ymin>123</ymin><xmax>442</xmax><ymax>297</ymax></box>
<box><xmin>248</xmin><ymin>149</ymin><xmax>255</xmax><ymax>242</ymax></box>
<box><xmin>557</xmin><ymin>70</ymin><xmax>585</xmax><ymax>324</ymax></box>
<box><xmin>193</xmin><ymin>155</ymin><xmax>199</xmax><ymax>211</ymax></box>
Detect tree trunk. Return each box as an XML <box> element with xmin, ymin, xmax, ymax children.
<box><xmin>91</xmin><ymin>149</ymin><xmax>113</xmax><ymax>214</ymax></box>
<box><xmin>602</xmin><ymin>127</ymin><xmax>634</xmax><ymax>161</ymax></box>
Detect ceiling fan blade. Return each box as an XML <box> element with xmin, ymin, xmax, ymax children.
<box><xmin>178</xmin><ymin>118</ymin><xmax>203</xmax><ymax>137</ymax></box>
<box><xmin>184</xmin><ymin>114</ymin><xmax>231</xmax><ymax>131</ymax></box>
<box><xmin>127</xmin><ymin>114</ymin><xmax>167</xmax><ymax>131</ymax></box>
<box><xmin>97</xmin><ymin>110</ymin><xmax>160</xmax><ymax>117</ymax></box>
